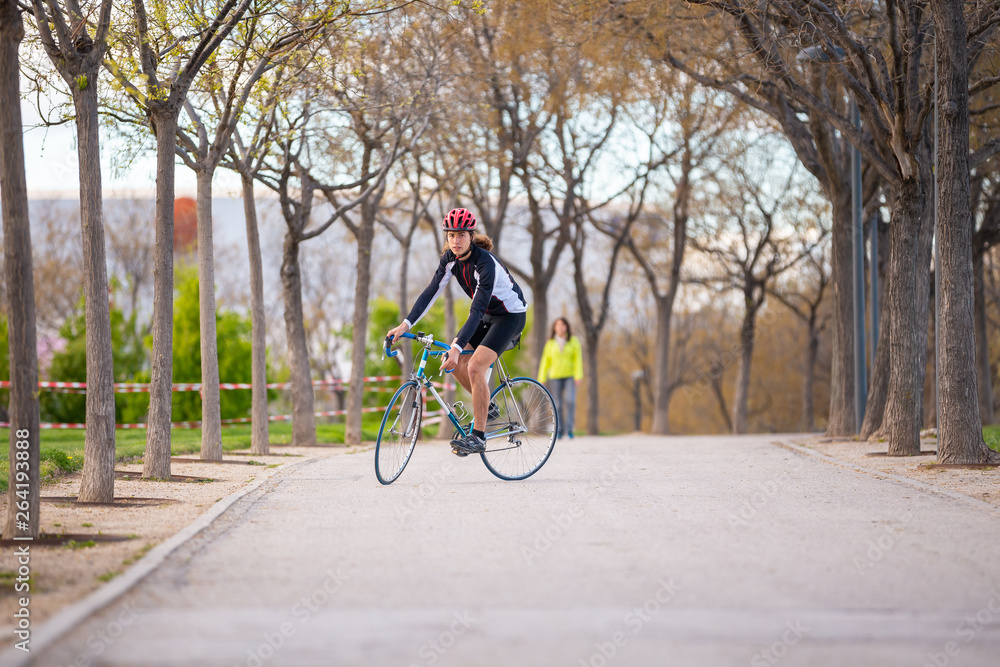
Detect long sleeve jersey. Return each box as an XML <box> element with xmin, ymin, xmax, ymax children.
<box><xmin>404</xmin><ymin>245</ymin><xmax>527</xmax><ymax>348</ymax></box>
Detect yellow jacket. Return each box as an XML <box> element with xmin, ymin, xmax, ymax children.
<box><xmin>538</xmin><ymin>336</ymin><xmax>583</xmax><ymax>383</ymax></box>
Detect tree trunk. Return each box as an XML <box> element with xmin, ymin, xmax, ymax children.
<box><xmin>345</xmin><ymin>207</ymin><xmax>376</xmax><ymax>445</ymax></box>
<box><xmin>862</xmin><ymin>178</ymin><xmax>933</xmax><ymax>443</ymax></box>
<box><xmin>650</xmin><ymin>294</ymin><xmax>675</xmax><ymax>434</ymax></box>
<box><xmin>144</xmin><ymin>111</ymin><xmax>178</xmax><ymax>480</ymax></box>
<box><xmin>1</xmin><ymin>2</ymin><xmax>41</xmax><ymax>537</ymax></box>
<box><xmin>732</xmin><ymin>301</ymin><xmax>756</xmax><ymax>434</ymax></box>
<box><xmin>801</xmin><ymin>319</ymin><xmax>819</xmax><ymax>433</ymax></box>
<box><xmin>912</xmin><ymin>191</ymin><xmax>936</xmax><ymax>429</ymax></box>
<box><xmin>398</xmin><ymin>241</ymin><xmax>413</xmax><ymax>373</ymax></box>
<box><xmin>74</xmin><ymin>77</ymin><xmax>117</xmax><ymax>502</ymax></box>
<box><xmin>926</xmin><ymin>285</ymin><xmax>938</xmax><ymax>428</ymax></box>
<box><xmin>196</xmin><ymin>169</ymin><xmax>222</xmax><ymax>461</ymax></box>
<box><xmin>861</xmin><ymin>314</ymin><xmax>890</xmax><ymax>438</ymax></box>
<box><xmin>651</xmin><ymin>151</ymin><xmax>690</xmax><ymax>434</ymax></box>
<box><xmin>436</xmin><ymin>283</ymin><xmax>456</xmax><ymax>439</ymax></box>
<box><xmin>240</xmin><ymin>172</ymin><xmax>269</xmax><ymax>455</ymax></box>
<box><xmin>883</xmin><ymin>179</ymin><xmax>926</xmax><ymax>456</ymax></box>
<box><xmin>827</xmin><ymin>193</ymin><xmax>856</xmax><ymax>436</ymax></box>
<box><xmin>861</xmin><ymin>216</ymin><xmax>892</xmax><ymax>439</ymax></box>
<box><xmin>921</xmin><ymin>293</ymin><xmax>937</xmax><ymax>429</ymax></box>
<box><xmin>280</xmin><ymin>233</ymin><xmax>316</xmax><ymax>447</ymax></box>
<box><xmin>973</xmin><ymin>250</ymin><xmax>994</xmax><ymax>425</ymax></box>
<box><xmin>532</xmin><ymin>286</ymin><xmax>549</xmax><ymax>376</ymax></box>
<box><xmin>584</xmin><ymin>333</ymin><xmax>600</xmax><ymax>435</ymax></box>
<box><xmin>932</xmin><ymin>1</ymin><xmax>1000</xmax><ymax>463</ymax></box>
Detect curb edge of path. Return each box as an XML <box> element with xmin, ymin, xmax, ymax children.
<box><xmin>1</xmin><ymin>455</ymin><xmax>319</xmax><ymax>667</ymax></box>
<box><xmin>773</xmin><ymin>438</ymin><xmax>1000</xmax><ymax>515</ymax></box>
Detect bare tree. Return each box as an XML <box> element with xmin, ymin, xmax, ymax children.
<box><xmin>105</xmin><ymin>200</ymin><xmax>155</xmax><ymax>325</ymax></box>
<box><xmin>665</xmin><ymin>0</ymin><xmax>942</xmax><ymax>454</ymax></box>
<box><xmin>318</xmin><ymin>20</ymin><xmax>437</xmax><ymax>445</ymax></box>
<box><xmin>931</xmin><ymin>0</ymin><xmax>1000</xmax><ymax>464</ymax></box>
<box><xmin>257</xmin><ymin>99</ymin><xmax>396</xmax><ymax>445</ymax></box>
<box><xmin>625</xmin><ymin>76</ymin><xmax>737</xmax><ymax>433</ymax></box>
<box><xmin>1</xmin><ymin>0</ymin><xmax>41</xmax><ymax>537</ymax></box>
<box><xmin>604</xmin><ymin>1</ymin><xmax>871</xmax><ymax>437</ymax></box>
<box><xmin>692</xmin><ymin>147</ymin><xmax>822</xmax><ymax>433</ymax></box>
<box><xmin>377</xmin><ymin>154</ymin><xmax>444</xmax><ymax>373</ymax></box>
<box><xmin>971</xmin><ymin>174</ymin><xmax>1000</xmax><ymax>426</ymax></box>
<box><xmin>455</xmin><ymin>2</ymin><xmax>556</xmax><ymax>254</ymax></box>
<box><xmin>28</xmin><ymin>0</ymin><xmax>116</xmax><ymax>501</ymax></box>
<box><xmin>769</xmin><ymin>240</ymin><xmax>832</xmax><ymax>433</ymax></box>
<box><xmin>227</xmin><ymin>75</ymin><xmax>286</xmax><ymax>455</ymax></box>
<box><xmin>571</xmin><ymin>196</ymin><xmax>646</xmax><ymax>435</ymax></box>
<box><xmin>104</xmin><ymin>0</ymin><xmax>254</xmax><ymax>478</ymax></box>
<box><xmin>174</xmin><ymin>7</ymin><xmax>325</xmax><ymax>460</ymax></box>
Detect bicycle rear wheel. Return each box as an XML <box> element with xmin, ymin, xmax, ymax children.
<box><xmin>375</xmin><ymin>381</ymin><xmax>423</xmax><ymax>485</ymax></box>
<box><xmin>481</xmin><ymin>377</ymin><xmax>558</xmax><ymax>480</ymax></box>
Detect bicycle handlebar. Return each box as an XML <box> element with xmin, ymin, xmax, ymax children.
<box><xmin>383</xmin><ymin>332</ymin><xmax>415</xmax><ymax>358</ymax></box>
<box><xmin>384</xmin><ymin>332</ymin><xmax>472</xmax><ymax>372</ymax></box>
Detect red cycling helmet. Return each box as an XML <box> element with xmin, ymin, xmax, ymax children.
<box><xmin>442</xmin><ymin>208</ymin><xmax>477</xmax><ymax>232</ymax></box>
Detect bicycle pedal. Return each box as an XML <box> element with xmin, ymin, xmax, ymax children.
<box><xmin>451</xmin><ymin>446</ymin><xmax>470</xmax><ymax>457</ymax></box>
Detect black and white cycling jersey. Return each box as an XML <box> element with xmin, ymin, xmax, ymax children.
<box><xmin>404</xmin><ymin>245</ymin><xmax>528</xmax><ymax>348</ymax></box>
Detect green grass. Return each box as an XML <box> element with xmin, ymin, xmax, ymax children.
<box><xmin>0</xmin><ymin>418</ymin><xmax>382</xmax><ymax>493</ymax></box>
<box><xmin>982</xmin><ymin>425</ymin><xmax>1000</xmax><ymax>453</ymax></box>
<box><xmin>64</xmin><ymin>539</ymin><xmax>97</xmax><ymax>550</ymax></box>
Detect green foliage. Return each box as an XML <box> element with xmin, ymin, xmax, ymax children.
<box><xmin>40</xmin><ymin>290</ymin><xmax>147</xmax><ymax>424</ymax></box>
<box><xmin>366</xmin><ymin>296</ymin><xmax>536</xmax><ymax>409</ymax></box>
<box><xmin>366</xmin><ymin>296</ymin><xmax>449</xmax><ymax>377</ymax></box>
<box><xmin>168</xmin><ymin>265</ymin><xmax>265</xmax><ymax>421</ymax></box>
<box><xmin>38</xmin><ymin>269</ymin><xmax>269</xmax><ymax>425</ymax></box>
<box><xmin>40</xmin><ymin>448</ymin><xmax>84</xmax><ymax>474</ymax></box>
<box><xmin>65</xmin><ymin>540</ymin><xmax>97</xmax><ymax>550</ymax></box>
<box><xmin>984</xmin><ymin>426</ymin><xmax>1000</xmax><ymax>453</ymax></box>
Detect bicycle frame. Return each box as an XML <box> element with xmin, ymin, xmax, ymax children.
<box><xmin>385</xmin><ymin>332</ymin><xmax>528</xmax><ymax>442</ymax></box>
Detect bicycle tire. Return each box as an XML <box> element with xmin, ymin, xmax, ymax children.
<box><xmin>480</xmin><ymin>377</ymin><xmax>558</xmax><ymax>480</ymax></box>
<box><xmin>375</xmin><ymin>381</ymin><xmax>423</xmax><ymax>485</ymax></box>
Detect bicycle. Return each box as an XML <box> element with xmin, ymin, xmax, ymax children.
<box><xmin>375</xmin><ymin>331</ymin><xmax>559</xmax><ymax>485</ymax></box>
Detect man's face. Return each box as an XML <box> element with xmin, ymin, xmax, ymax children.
<box><xmin>448</xmin><ymin>230</ymin><xmax>472</xmax><ymax>256</ymax></box>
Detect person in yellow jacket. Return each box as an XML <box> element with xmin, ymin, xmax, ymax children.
<box><xmin>537</xmin><ymin>317</ymin><xmax>583</xmax><ymax>439</ymax></box>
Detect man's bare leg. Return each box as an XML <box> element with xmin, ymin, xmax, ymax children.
<box><xmin>467</xmin><ymin>346</ymin><xmax>498</xmax><ymax>433</ymax></box>
<box><xmin>451</xmin><ymin>344</ymin><xmax>474</xmax><ymax>395</ymax></box>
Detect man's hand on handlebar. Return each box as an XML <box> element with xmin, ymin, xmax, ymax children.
<box><xmin>440</xmin><ymin>345</ymin><xmax>462</xmax><ymax>372</ymax></box>
<box><xmin>386</xmin><ymin>321</ymin><xmax>410</xmax><ymax>345</ymax></box>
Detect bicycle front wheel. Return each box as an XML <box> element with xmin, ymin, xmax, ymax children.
<box><xmin>375</xmin><ymin>381</ymin><xmax>423</xmax><ymax>485</ymax></box>
<box><xmin>481</xmin><ymin>377</ymin><xmax>558</xmax><ymax>480</ymax></box>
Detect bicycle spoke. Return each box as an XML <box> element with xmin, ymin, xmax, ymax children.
<box><xmin>481</xmin><ymin>378</ymin><xmax>557</xmax><ymax>480</ymax></box>
<box><xmin>375</xmin><ymin>382</ymin><xmax>422</xmax><ymax>484</ymax></box>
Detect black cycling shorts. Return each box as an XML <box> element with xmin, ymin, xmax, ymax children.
<box><xmin>467</xmin><ymin>312</ymin><xmax>526</xmax><ymax>355</ymax></box>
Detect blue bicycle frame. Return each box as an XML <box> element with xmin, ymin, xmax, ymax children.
<box><xmin>385</xmin><ymin>331</ymin><xmax>475</xmax><ymax>438</ymax></box>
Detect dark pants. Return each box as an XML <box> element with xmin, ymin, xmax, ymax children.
<box><xmin>548</xmin><ymin>377</ymin><xmax>576</xmax><ymax>437</ymax></box>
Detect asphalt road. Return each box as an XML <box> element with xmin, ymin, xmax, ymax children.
<box><xmin>23</xmin><ymin>434</ymin><xmax>1000</xmax><ymax>667</ymax></box>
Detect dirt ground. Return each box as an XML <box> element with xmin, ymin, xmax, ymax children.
<box><xmin>0</xmin><ymin>443</ymin><xmax>369</xmax><ymax>635</ymax></box>
<box><xmin>793</xmin><ymin>434</ymin><xmax>1000</xmax><ymax>509</ymax></box>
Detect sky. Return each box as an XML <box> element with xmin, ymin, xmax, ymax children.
<box><xmin>20</xmin><ymin>98</ymin><xmax>245</xmax><ymax>199</ymax></box>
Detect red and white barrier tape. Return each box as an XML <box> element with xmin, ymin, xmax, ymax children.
<box><xmin>0</xmin><ymin>377</ymin><xmax>407</xmax><ymax>393</ymax></box>
<box><xmin>0</xmin><ymin>376</ymin><xmax>462</xmax><ymax>429</ymax></box>
<box><xmin>0</xmin><ymin>405</ymin><xmax>393</xmax><ymax>430</ymax></box>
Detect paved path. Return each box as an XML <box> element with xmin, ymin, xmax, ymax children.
<box><xmin>26</xmin><ymin>435</ymin><xmax>1000</xmax><ymax>667</ymax></box>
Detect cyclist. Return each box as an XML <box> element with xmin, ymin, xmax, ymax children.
<box><xmin>386</xmin><ymin>208</ymin><xmax>527</xmax><ymax>455</ymax></box>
